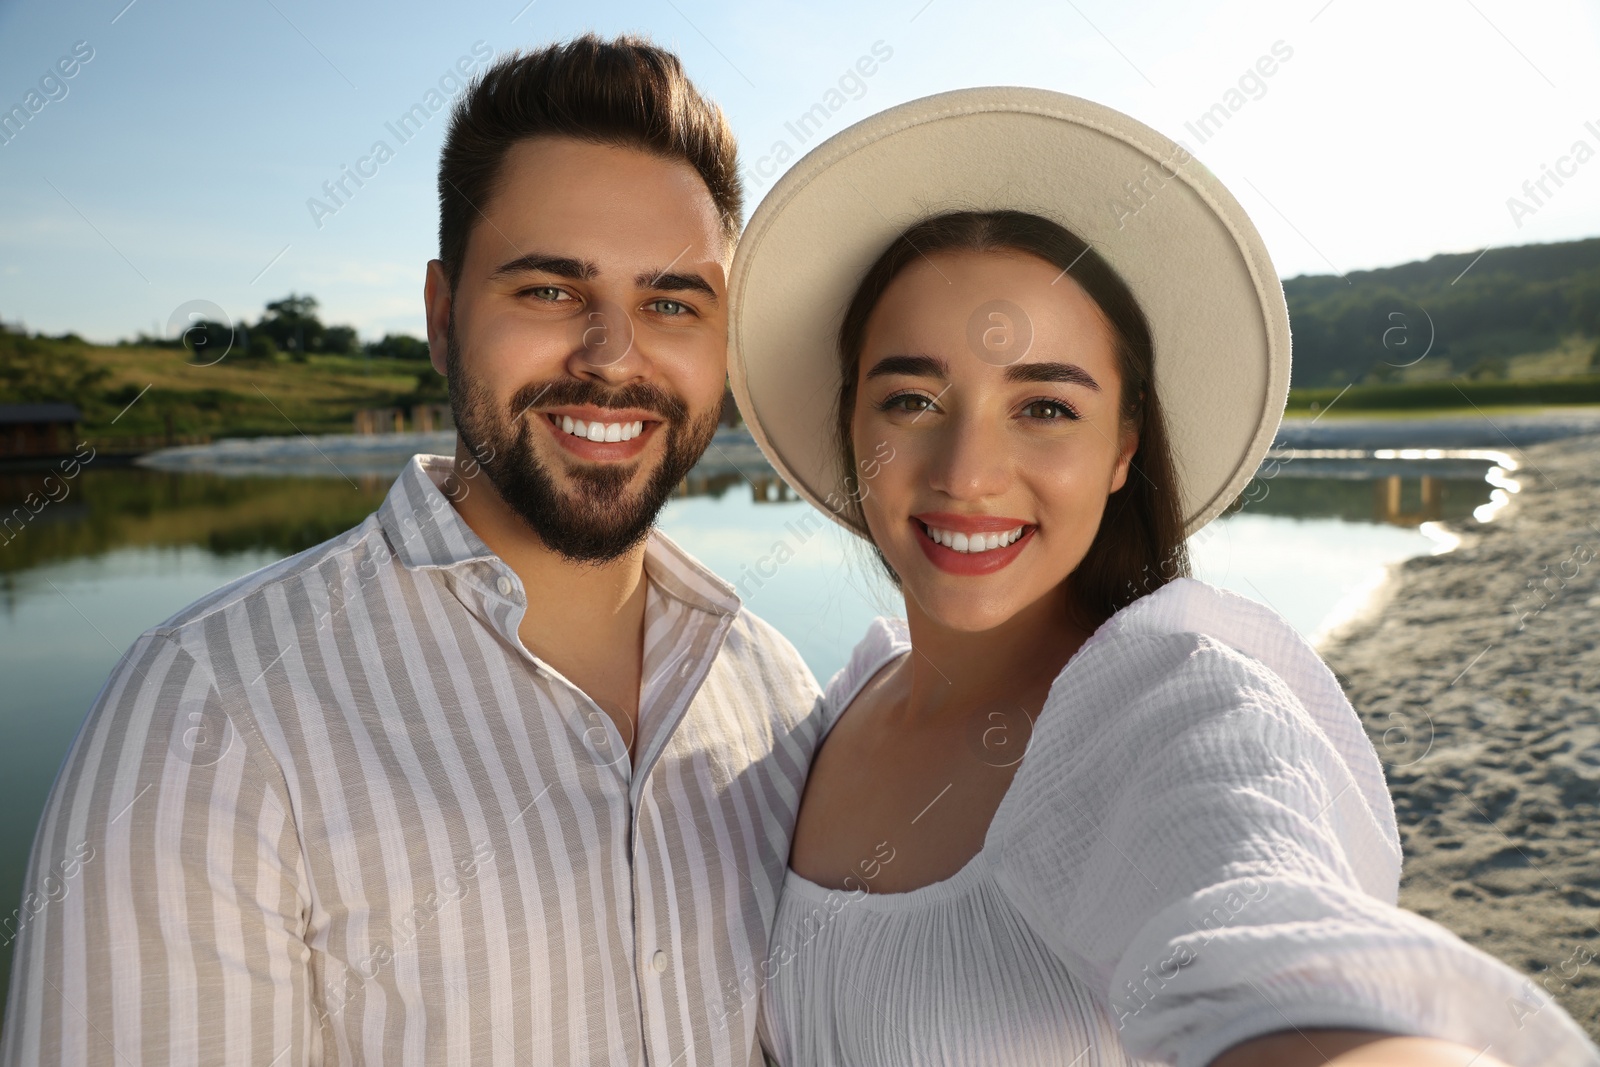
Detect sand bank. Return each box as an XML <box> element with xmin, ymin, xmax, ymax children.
<box><xmin>1320</xmin><ymin>433</ymin><xmax>1600</xmax><ymax>1036</ymax></box>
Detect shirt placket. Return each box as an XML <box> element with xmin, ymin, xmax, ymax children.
<box><xmin>630</xmin><ymin>611</ymin><xmax>736</xmax><ymax>1066</ymax></box>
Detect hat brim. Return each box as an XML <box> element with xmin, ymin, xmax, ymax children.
<box><xmin>728</xmin><ymin>86</ymin><xmax>1290</xmax><ymax>540</ymax></box>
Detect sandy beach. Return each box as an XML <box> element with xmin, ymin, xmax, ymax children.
<box><xmin>1320</xmin><ymin>433</ymin><xmax>1600</xmax><ymax>1037</ymax></box>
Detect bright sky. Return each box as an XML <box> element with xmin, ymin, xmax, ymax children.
<box><xmin>1</xmin><ymin>0</ymin><xmax>1597</xmax><ymax>343</ymax></box>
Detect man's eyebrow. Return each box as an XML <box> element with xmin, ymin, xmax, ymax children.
<box><xmin>637</xmin><ymin>269</ymin><xmax>719</xmax><ymax>304</ymax></box>
<box><xmin>864</xmin><ymin>354</ymin><xmax>949</xmax><ymax>380</ymax></box>
<box><xmin>490</xmin><ymin>252</ymin><xmax>597</xmax><ymax>280</ymax></box>
<box><xmin>1005</xmin><ymin>361</ymin><xmax>1102</xmax><ymax>390</ymax></box>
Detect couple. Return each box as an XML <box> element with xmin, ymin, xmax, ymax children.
<box><xmin>3</xmin><ymin>34</ymin><xmax>1596</xmax><ymax>1067</ymax></box>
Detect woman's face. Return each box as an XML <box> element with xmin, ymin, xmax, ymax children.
<box><xmin>850</xmin><ymin>249</ymin><xmax>1137</xmax><ymax>633</ymax></box>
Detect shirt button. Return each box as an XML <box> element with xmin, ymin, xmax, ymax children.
<box><xmin>651</xmin><ymin>950</ymin><xmax>668</xmax><ymax>974</ymax></box>
<box><xmin>496</xmin><ymin>576</ymin><xmax>513</xmax><ymax>596</ymax></box>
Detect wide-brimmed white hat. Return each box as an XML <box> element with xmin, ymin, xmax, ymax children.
<box><xmin>727</xmin><ymin>86</ymin><xmax>1290</xmax><ymax>538</ymax></box>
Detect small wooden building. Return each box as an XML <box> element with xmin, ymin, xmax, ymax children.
<box><xmin>0</xmin><ymin>403</ymin><xmax>81</xmax><ymax>457</ymax></box>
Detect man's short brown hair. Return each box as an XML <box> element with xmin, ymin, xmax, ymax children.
<box><xmin>437</xmin><ymin>33</ymin><xmax>742</xmax><ymax>292</ymax></box>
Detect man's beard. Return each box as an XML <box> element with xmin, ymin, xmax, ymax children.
<box><xmin>445</xmin><ymin>327</ymin><xmax>720</xmax><ymax>563</ymax></box>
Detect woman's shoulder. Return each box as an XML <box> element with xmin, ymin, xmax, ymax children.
<box><xmin>1069</xmin><ymin>577</ymin><xmax>1367</xmax><ymax>750</ymax></box>
<box><xmin>1005</xmin><ymin>577</ymin><xmax>1401</xmax><ymax>879</ymax></box>
<box><xmin>821</xmin><ymin>616</ymin><xmax>911</xmax><ymax>727</ymax></box>
<box><xmin>1082</xmin><ymin>576</ymin><xmax>1317</xmax><ymax>666</ymax></box>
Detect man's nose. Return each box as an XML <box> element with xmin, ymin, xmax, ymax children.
<box><xmin>566</xmin><ymin>298</ymin><xmax>648</xmax><ymax>382</ymax></box>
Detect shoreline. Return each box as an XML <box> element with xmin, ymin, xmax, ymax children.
<box><xmin>1319</xmin><ymin>433</ymin><xmax>1600</xmax><ymax>1036</ymax></box>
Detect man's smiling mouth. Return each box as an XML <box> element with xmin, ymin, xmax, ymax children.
<box><xmin>547</xmin><ymin>413</ymin><xmax>647</xmax><ymax>443</ymax></box>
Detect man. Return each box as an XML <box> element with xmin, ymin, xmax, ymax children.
<box><xmin>1</xmin><ymin>35</ymin><xmax>824</xmax><ymax>1066</ymax></box>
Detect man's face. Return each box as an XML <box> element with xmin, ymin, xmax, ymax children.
<box><xmin>426</xmin><ymin>135</ymin><xmax>731</xmax><ymax>562</ymax></box>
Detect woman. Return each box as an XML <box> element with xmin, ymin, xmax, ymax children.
<box><xmin>727</xmin><ymin>89</ymin><xmax>1599</xmax><ymax>1066</ymax></box>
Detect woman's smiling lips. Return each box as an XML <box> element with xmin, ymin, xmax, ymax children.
<box><xmin>542</xmin><ymin>404</ymin><xmax>662</xmax><ymax>461</ymax></box>
<box><xmin>911</xmin><ymin>511</ymin><xmax>1037</xmax><ymax>576</ymax></box>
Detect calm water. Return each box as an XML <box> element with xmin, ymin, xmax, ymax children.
<box><xmin>0</xmin><ymin>457</ymin><xmax>1494</xmax><ymax>1011</ymax></box>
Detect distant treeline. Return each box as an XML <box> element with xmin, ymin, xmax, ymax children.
<box><xmin>7</xmin><ymin>233</ymin><xmax>1600</xmax><ymax>405</ymax></box>
<box><xmin>1283</xmin><ymin>235</ymin><xmax>1600</xmax><ymax>387</ymax></box>
<box><xmin>127</xmin><ymin>293</ymin><xmax>430</xmax><ymax>364</ymax></box>
<box><xmin>1289</xmin><ymin>375</ymin><xmax>1600</xmax><ymax>412</ymax></box>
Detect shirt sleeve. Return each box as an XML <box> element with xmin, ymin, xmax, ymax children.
<box><xmin>990</xmin><ymin>629</ymin><xmax>1600</xmax><ymax>1067</ymax></box>
<box><xmin>0</xmin><ymin>630</ymin><xmax>315</xmax><ymax>1067</ymax></box>
<box><xmin>820</xmin><ymin>617</ymin><xmax>910</xmax><ymax>731</ymax></box>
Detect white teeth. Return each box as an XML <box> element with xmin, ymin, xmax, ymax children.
<box><xmin>924</xmin><ymin>524</ymin><xmax>1026</xmax><ymax>553</ymax></box>
<box><xmin>553</xmin><ymin>415</ymin><xmax>646</xmax><ymax>443</ymax></box>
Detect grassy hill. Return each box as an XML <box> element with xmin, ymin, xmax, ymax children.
<box><xmin>7</xmin><ymin>228</ymin><xmax>1600</xmax><ymax>451</ymax></box>
<box><xmin>1</xmin><ymin>328</ymin><xmax>443</xmax><ymax>448</ymax></box>
<box><xmin>1282</xmin><ymin>235</ymin><xmax>1600</xmax><ymax>388</ymax></box>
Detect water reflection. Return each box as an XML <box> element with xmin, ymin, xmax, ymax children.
<box><xmin>0</xmin><ymin>467</ymin><xmax>391</xmax><ymax>597</ymax></box>
<box><xmin>1377</xmin><ymin>474</ymin><xmax>1443</xmax><ymax>526</ymax></box>
<box><xmin>678</xmin><ymin>468</ymin><xmax>802</xmax><ymax>503</ymax></box>
<box><xmin>0</xmin><ymin>459</ymin><xmax>1494</xmax><ymax>590</ymax></box>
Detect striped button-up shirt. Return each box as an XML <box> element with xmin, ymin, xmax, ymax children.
<box><xmin>1</xmin><ymin>454</ymin><xmax>826</xmax><ymax>1067</ymax></box>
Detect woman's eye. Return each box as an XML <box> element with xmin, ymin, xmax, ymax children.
<box><xmin>1022</xmin><ymin>398</ymin><xmax>1079</xmax><ymax>421</ymax></box>
<box><xmin>646</xmin><ymin>298</ymin><xmax>691</xmax><ymax>316</ymax></box>
<box><xmin>880</xmin><ymin>392</ymin><xmax>934</xmax><ymax>414</ymax></box>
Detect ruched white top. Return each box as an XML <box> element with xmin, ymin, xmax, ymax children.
<box><xmin>756</xmin><ymin>579</ymin><xmax>1600</xmax><ymax>1067</ymax></box>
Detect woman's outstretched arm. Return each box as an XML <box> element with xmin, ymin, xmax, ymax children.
<box><xmin>988</xmin><ymin>615</ymin><xmax>1599</xmax><ymax>1066</ymax></box>
<box><xmin>1213</xmin><ymin>1028</ymin><xmax>1512</xmax><ymax>1067</ymax></box>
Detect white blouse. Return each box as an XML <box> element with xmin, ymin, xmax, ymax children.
<box><xmin>756</xmin><ymin>578</ymin><xmax>1600</xmax><ymax>1067</ymax></box>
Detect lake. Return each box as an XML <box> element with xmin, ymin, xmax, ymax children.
<box><xmin>0</xmin><ymin>445</ymin><xmax>1503</xmax><ymax>1011</ymax></box>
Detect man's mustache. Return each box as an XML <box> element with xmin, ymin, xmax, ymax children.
<box><xmin>508</xmin><ymin>378</ymin><xmax>689</xmax><ymax>424</ymax></box>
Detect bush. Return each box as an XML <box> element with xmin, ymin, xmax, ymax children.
<box><xmin>321</xmin><ymin>325</ymin><xmax>359</xmax><ymax>355</ymax></box>
<box><xmin>246</xmin><ymin>333</ymin><xmax>280</xmax><ymax>361</ymax></box>
<box><xmin>1467</xmin><ymin>355</ymin><xmax>1508</xmax><ymax>381</ymax></box>
<box><xmin>364</xmin><ymin>333</ymin><xmax>430</xmax><ymax>361</ymax></box>
<box><xmin>0</xmin><ymin>331</ymin><xmax>110</xmax><ymax>404</ymax></box>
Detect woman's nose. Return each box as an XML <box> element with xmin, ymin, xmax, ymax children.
<box><xmin>926</xmin><ymin>409</ymin><xmax>1010</xmax><ymax>501</ymax></box>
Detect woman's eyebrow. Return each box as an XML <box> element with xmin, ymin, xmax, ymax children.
<box><xmin>1004</xmin><ymin>361</ymin><xmax>1101</xmax><ymax>390</ymax></box>
<box><xmin>864</xmin><ymin>354</ymin><xmax>948</xmax><ymax>380</ymax></box>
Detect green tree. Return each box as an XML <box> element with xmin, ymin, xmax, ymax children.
<box><xmin>245</xmin><ymin>332</ymin><xmax>280</xmax><ymax>361</ymax></box>
<box><xmin>257</xmin><ymin>293</ymin><xmax>324</xmax><ymax>357</ymax></box>
<box><xmin>321</xmin><ymin>325</ymin><xmax>359</xmax><ymax>355</ymax></box>
<box><xmin>364</xmin><ymin>333</ymin><xmax>431</xmax><ymax>360</ymax></box>
<box><xmin>179</xmin><ymin>320</ymin><xmax>235</xmax><ymax>363</ymax></box>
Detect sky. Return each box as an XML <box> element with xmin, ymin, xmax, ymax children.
<box><xmin>1</xmin><ymin>0</ymin><xmax>1597</xmax><ymax>344</ymax></box>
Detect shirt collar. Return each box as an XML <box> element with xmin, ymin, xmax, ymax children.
<box><xmin>377</xmin><ymin>453</ymin><xmax>741</xmax><ymax>618</ymax></box>
<box><xmin>377</xmin><ymin>454</ymin><xmax>498</xmax><ymax>570</ymax></box>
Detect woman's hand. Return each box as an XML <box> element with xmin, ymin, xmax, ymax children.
<box><xmin>1211</xmin><ymin>1028</ymin><xmax>1513</xmax><ymax>1067</ymax></box>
